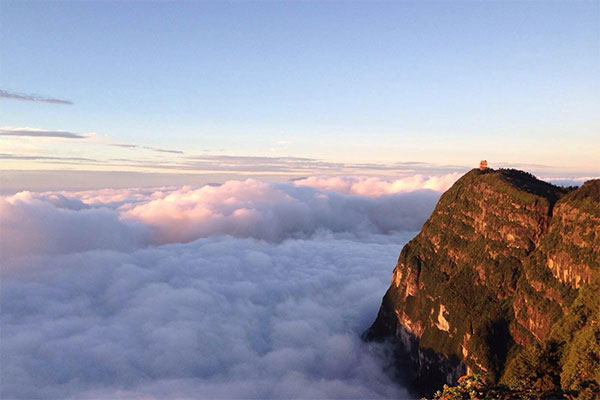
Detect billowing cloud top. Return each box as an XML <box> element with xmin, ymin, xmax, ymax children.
<box><xmin>294</xmin><ymin>174</ymin><xmax>462</xmax><ymax>196</ymax></box>
<box><xmin>1</xmin><ymin>178</ymin><xmax>442</xmax><ymax>259</ymax></box>
<box><xmin>0</xmin><ymin>177</ymin><xmax>443</xmax><ymax>399</ymax></box>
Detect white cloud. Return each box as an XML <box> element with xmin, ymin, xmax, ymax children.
<box><xmin>0</xmin><ymin>192</ymin><xmax>151</xmax><ymax>260</ymax></box>
<box><xmin>1</xmin><ymin>236</ymin><xmax>412</xmax><ymax>399</ymax></box>
<box><xmin>0</xmin><ymin>177</ymin><xmax>439</xmax><ymax>398</ymax></box>
<box><xmin>542</xmin><ymin>176</ymin><xmax>598</xmax><ymax>187</ymax></box>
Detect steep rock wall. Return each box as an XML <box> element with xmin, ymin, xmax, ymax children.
<box><xmin>365</xmin><ymin>170</ymin><xmax>600</xmax><ymax>397</ymax></box>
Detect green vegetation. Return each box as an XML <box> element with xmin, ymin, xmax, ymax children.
<box><xmin>366</xmin><ymin>170</ymin><xmax>600</xmax><ymax>399</ymax></box>
<box><xmin>502</xmin><ymin>283</ymin><xmax>600</xmax><ymax>399</ymax></box>
<box><xmin>426</xmin><ymin>375</ymin><xmax>576</xmax><ymax>400</ymax></box>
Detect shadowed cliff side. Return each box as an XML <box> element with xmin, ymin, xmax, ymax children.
<box><xmin>364</xmin><ymin>169</ymin><xmax>599</xmax><ymax>399</ymax></box>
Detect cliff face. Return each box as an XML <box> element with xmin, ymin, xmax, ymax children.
<box><xmin>365</xmin><ymin>169</ymin><xmax>600</xmax><ymax>397</ymax></box>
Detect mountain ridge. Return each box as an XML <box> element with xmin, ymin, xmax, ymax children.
<box><xmin>364</xmin><ymin>168</ymin><xmax>599</xmax><ymax>398</ymax></box>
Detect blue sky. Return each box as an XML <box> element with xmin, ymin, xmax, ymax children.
<box><xmin>1</xmin><ymin>1</ymin><xmax>598</xmax><ymax>185</ymax></box>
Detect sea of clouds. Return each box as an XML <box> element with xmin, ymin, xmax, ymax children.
<box><xmin>0</xmin><ymin>175</ymin><xmax>452</xmax><ymax>399</ymax></box>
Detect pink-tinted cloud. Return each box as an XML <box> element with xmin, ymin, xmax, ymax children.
<box><xmin>51</xmin><ymin>187</ymin><xmax>175</xmax><ymax>209</ymax></box>
<box><xmin>124</xmin><ymin>179</ymin><xmax>439</xmax><ymax>244</ymax></box>
<box><xmin>0</xmin><ymin>177</ymin><xmax>443</xmax><ymax>259</ymax></box>
<box><xmin>293</xmin><ymin>173</ymin><xmax>462</xmax><ymax>196</ymax></box>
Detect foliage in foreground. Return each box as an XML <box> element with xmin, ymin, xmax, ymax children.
<box><xmin>426</xmin><ymin>375</ymin><xmax>599</xmax><ymax>400</ymax></box>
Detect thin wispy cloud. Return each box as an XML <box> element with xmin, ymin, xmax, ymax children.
<box><xmin>1</xmin><ymin>149</ymin><xmax>469</xmax><ymax>176</ymax></box>
<box><xmin>143</xmin><ymin>146</ymin><xmax>184</xmax><ymax>154</ymax></box>
<box><xmin>0</xmin><ymin>153</ymin><xmax>98</xmax><ymax>162</ymax></box>
<box><xmin>0</xmin><ymin>127</ymin><xmax>86</xmax><ymax>139</ymax></box>
<box><xmin>174</xmin><ymin>156</ymin><xmax>469</xmax><ymax>175</ymax></box>
<box><xmin>0</xmin><ymin>89</ymin><xmax>73</xmax><ymax>105</ymax></box>
<box><xmin>111</xmin><ymin>143</ymin><xmax>184</xmax><ymax>154</ymax></box>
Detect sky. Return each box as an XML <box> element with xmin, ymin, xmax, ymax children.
<box><xmin>1</xmin><ymin>1</ymin><xmax>599</xmax><ymax>190</ymax></box>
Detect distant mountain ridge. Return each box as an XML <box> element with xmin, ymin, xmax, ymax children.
<box><xmin>364</xmin><ymin>168</ymin><xmax>600</xmax><ymax>399</ymax></box>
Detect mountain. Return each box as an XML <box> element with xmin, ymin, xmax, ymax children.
<box><xmin>364</xmin><ymin>168</ymin><xmax>600</xmax><ymax>399</ymax></box>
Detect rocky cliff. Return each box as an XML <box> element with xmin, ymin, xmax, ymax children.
<box><xmin>365</xmin><ymin>169</ymin><xmax>600</xmax><ymax>398</ymax></box>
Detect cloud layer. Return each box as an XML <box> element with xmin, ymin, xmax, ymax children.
<box><xmin>0</xmin><ymin>178</ymin><xmax>438</xmax><ymax>398</ymax></box>
<box><xmin>1</xmin><ymin>179</ymin><xmax>439</xmax><ymax>259</ymax></box>
<box><xmin>294</xmin><ymin>174</ymin><xmax>462</xmax><ymax>196</ymax></box>
<box><xmin>125</xmin><ymin>180</ymin><xmax>439</xmax><ymax>244</ymax></box>
<box><xmin>0</xmin><ymin>192</ymin><xmax>151</xmax><ymax>259</ymax></box>
<box><xmin>1</xmin><ymin>237</ymin><xmax>411</xmax><ymax>399</ymax></box>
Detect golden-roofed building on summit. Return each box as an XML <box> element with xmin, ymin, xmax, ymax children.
<box><xmin>479</xmin><ymin>160</ymin><xmax>488</xmax><ymax>170</ymax></box>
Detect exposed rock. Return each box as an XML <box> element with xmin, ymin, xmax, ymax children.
<box><xmin>364</xmin><ymin>170</ymin><xmax>600</xmax><ymax>398</ymax></box>
<box><xmin>435</xmin><ymin>304</ymin><xmax>450</xmax><ymax>332</ymax></box>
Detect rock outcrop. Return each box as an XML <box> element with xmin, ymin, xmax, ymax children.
<box><xmin>365</xmin><ymin>169</ymin><xmax>600</xmax><ymax>398</ymax></box>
